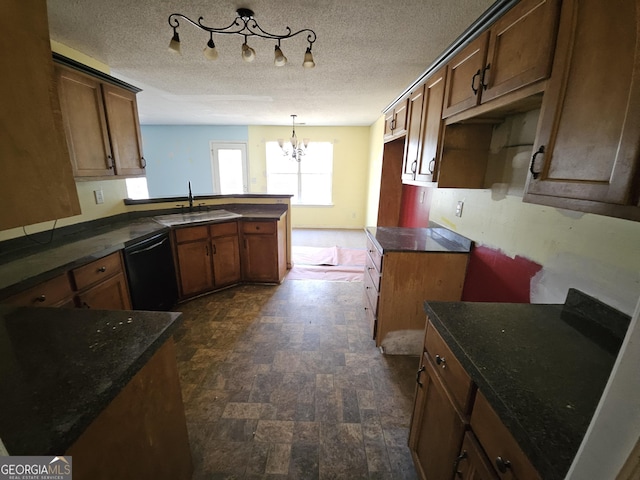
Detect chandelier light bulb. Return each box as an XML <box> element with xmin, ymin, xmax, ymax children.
<box><xmin>242</xmin><ymin>42</ymin><xmax>256</xmax><ymax>62</ymax></box>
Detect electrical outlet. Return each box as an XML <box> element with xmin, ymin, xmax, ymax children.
<box><xmin>94</xmin><ymin>189</ymin><xmax>104</xmax><ymax>204</ymax></box>
<box><xmin>455</xmin><ymin>200</ymin><xmax>464</xmax><ymax>217</ymax></box>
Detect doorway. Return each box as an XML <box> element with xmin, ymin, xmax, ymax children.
<box><xmin>210</xmin><ymin>142</ymin><xmax>248</xmax><ymax>194</ymax></box>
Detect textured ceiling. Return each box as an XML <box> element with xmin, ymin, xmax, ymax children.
<box><xmin>46</xmin><ymin>0</ymin><xmax>495</xmax><ymax>126</ymax></box>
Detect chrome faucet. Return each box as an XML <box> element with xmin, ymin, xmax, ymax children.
<box><xmin>188</xmin><ymin>181</ymin><xmax>194</xmax><ymax>210</ymax></box>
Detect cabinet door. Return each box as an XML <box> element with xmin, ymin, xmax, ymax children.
<box><xmin>409</xmin><ymin>354</ymin><xmax>466</xmax><ymax>480</ymax></box>
<box><xmin>416</xmin><ymin>68</ymin><xmax>447</xmax><ymax>183</ymax></box>
<box><xmin>454</xmin><ymin>433</ymin><xmax>499</xmax><ymax>480</ymax></box>
<box><xmin>242</xmin><ymin>234</ymin><xmax>278</xmax><ymax>282</ymax></box>
<box><xmin>393</xmin><ymin>100</ymin><xmax>409</xmax><ymax>137</ymax></box>
<box><xmin>212</xmin><ymin>235</ymin><xmax>241</xmax><ymax>287</ymax></box>
<box><xmin>525</xmin><ymin>0</ymin><xmax>640</xmax><ymax>211</ymax></box>
<box><xmin>102</xmin><ymin>84</ymin><xmax>146</xmax><ymax>176</ymax></box>
<box><xmin>77</xmin><ymin>272</ymin><xmax>132</xmax><ymax>310</ymax></box>
<box><xmin>443</xmin><ymin>32</ymin><xmax>488</xmax><ymax>118</ymax></box>
<box><xmin>402</xmin><ymin>86</ymin><xmax>426</xmax><ymax>181</ymax></box>
<box><xmin>56</xmin><ymin>66</ymin><xmax>114</xmax><ymax>177</ymax></box>
<box><xmin>481</xmin><ymin>0</ymin><xmax>560</xmax><ymax>104</ymax></box>
<box><xmin>175</xmin><ymin>239</ymin><xmax>214</xmax><ymax>297</ymax></box>
<box><xmin>0</xmin><ymin>0</ymin><xmax>81</xmax><ymax>231</ymax></box>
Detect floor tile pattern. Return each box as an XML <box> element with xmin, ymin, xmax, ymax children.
<box><xmin>173</xmin><ymin>279</ymin><xmax>419</xmax><ymax>479</ymax></box>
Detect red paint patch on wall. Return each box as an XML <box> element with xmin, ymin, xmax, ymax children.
<box><xmin>461</xmin><ymin>245</ymin><xmax>542</xmax><ymax>303</ymax></box>
<box><xmin>399</xmin><ymin>185</ymin><xmax>432</xmax><ymax>227</ymax></box>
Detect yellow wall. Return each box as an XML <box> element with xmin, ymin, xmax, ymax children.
<box><xmin>248</xmin><ymin>125</ymin><xmax>371</xmax><ymax>229</ymax></box>
<box><xmin>365</xmin><ymin>117</ymin><xmax>385</xmax><ymax>227</ymax></box>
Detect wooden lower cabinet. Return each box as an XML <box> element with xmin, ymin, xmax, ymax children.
<box><xmin>3</xmin><ymin>251</ymin><xmax>131</xmax><ymax>310</ymax></box>
<box><xmin>455</xmin><ymin>432</ymin><xmax>499</xmax><ymax>480</ymax></box>
<box><xmin>173</xmin><ymin>221</ymin><xmax>244</xmax><ymax>299</ymax></box>
<box><xmin>241</xmin><ymin>215</ymin><xmax>287</xmax><ymax>283</ymax></box>
<box><xmin>76</xmin><ymin>272</ymin><xmax>131</xmax><ymax>310</ymax></box>
<box><xmin>175</xmin><ymin>235</ymin><xmax>214</xmax><ymax>298</ymax></box>
<box><xmin>71</xmin><ymin>251</ymin><xmax>132</xmax><ymax>310</ymax></box>
<box><xmin>66</xmin><ymin>338</ymin><xmax>192</xmax><ymax>480</ymax></box>
<box><xmin>409</xmin><ymin>353</ymin><xmax>467</xmax><ymax>480</ymax></box>
<box><xmin>409</xmin><ymin>319</ymin><xmax>541</xmax><ymax>480</ymax></box>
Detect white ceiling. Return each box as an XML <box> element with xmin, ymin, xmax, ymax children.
<box><xmin>46</xmin><ymin>0</ymin><xmax>495</xmax><ymax>126</ymax></box>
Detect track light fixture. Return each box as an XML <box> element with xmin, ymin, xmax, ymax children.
<box><xmin>168</xmin><ymin>8</ymin><xmax>316</xmax><ymax>68</ymax></box>
<box><xmin>278</xmin><ymin>115</ymin><xmax>309</xmax><ymax>162</ymax></box>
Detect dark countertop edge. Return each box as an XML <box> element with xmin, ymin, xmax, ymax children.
<box><xmin>364</xmin><ymin>226</ymin><xmax>473</xmax><ymax>253</ymax></box>
<box><xmin>0</xmin><ymin>205</ymin><xmax>289</xmax><ymax>298</ymax></box>
<box><xmin>123</xmin><ymin>193</ymin><xmax>293</xmax><ymax>205</ymax></box>
<box><xmin>423</xmin><ymin>302</ymin><xmax>562</xmax><ymax>479</ymax></box>
<box><xmin>51</xmin><ymin>311</ymin><xmax>183</xmax><ymax>455</ymax></box>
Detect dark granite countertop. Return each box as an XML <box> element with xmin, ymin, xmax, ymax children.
<box><xmin>365</xmin><ymin>226</ymin><xmax>472</xmax><ymax>253</ymax></box>
<box><xmin>423</xmin><ymin>289</ymin><xmax>630</xmax><ymax>480</ymax></box>
<box><xmin>0</xmin><ymin>204</ymin><xmax>288</xmax><ymax>298</ymax></box>
<box><xmin>0</xmin><ymin>305</ymin><xmax>182</xmax><ymax>455</ymax></box>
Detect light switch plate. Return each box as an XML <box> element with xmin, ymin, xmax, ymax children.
<box><xmin>94</xmin><ymin>189</ymin><xmax>104</xmax><ymax>204</ymax></box>
<box><xmin>455</xmin><ymin>200</ymin><xmax>464</xmax><ymax>217</ymax></box>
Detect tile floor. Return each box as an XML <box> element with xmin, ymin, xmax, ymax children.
<box><xmin>172</xmin><ymin>279</ymin><xmax>420</xmax><ymax>479</ymax></box>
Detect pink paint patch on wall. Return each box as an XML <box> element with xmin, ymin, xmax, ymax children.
<box><xmin>462</xmin><ymin>245</ymin><xmax>542</xmax><ymax>303</ymax></box>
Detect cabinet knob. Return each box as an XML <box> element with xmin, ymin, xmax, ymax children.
<box><xmin>481</xmin><ymin>63</ymin><xmax>491</xmax><ymax>91</ymax></box>
<box><xmin>35</xmin><ymin>294</ymin><xmax>46</xmax><ymax>303</ymax></box>
<box><xmin>107</xmin><ymin>155</ymin><xmax>114</xmax><ymax>169</ymax></box>
<box><xmin>454</xmin><ymin>450</ymin><xmax>468</xmax><ymax>478</ymax></box>
<box><xmin>435</xmin><ymin>354</ymin><xmax>446</xmax><ymax>368</ymax></box>
<box><xmin>411</xmin><ymin>160</ymin><xmax>417</xmax><ymax>174</ymax></box>
<box><xmin>495</xmin><ymin>456</ymin><xmax>512</xmax><ymax>473</ymax></box>
<box><xmin>98</xmin><ymin>266</ymin><xmax>107</xmax><ymax>273</ymax></box>
<box><xmin>428</xmin><ymin>158</ymin><xmax>435</xmax><ymax>174</ymax></box>
<box><xmin>141</xmin><ymin>157</ymin><xmax>147</xmax><ymax>168</ymax></box>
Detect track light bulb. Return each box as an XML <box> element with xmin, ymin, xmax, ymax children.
<box><xmin>168</xmin><ymin>29</ymin><xmax>181</xmax><ymax>54</ymax></box>
<box><xmin>303</xmin><ymin>47</ymin><xmax>315</xmax><ymax>68</ymax></box>
<box><xmin>203</xmin><ymin>37</ymin><xmax>218</xmax><ymax>60</ymax></box>
<box><xmin>274</xmin><ymin>45</ymin><xmax>287</xmax><ymax>66</ymax></box>
<box><xmin>242</xmin><ymin>43</ymin><xmax>256</xmax><ymax>62</ymax></box>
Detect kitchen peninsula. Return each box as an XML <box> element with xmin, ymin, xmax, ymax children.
<box><xmin>0</xmin><ymin>305</ymin><xmax>191</xmax><ymax>479</ymax></box>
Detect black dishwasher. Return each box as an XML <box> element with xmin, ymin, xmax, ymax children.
<box><xmin>123</xmin><ymin>231</ymin><xmax>178</xmax><ymax>311</ymax></box>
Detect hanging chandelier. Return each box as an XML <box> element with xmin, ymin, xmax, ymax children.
<box><xmin>168</xmin><ymin>8</ymin><xmax>316</xmax><ymax>68</ymax></box>
<box><xmin>278</xmin><ymin>115</ymin><xmax>309</xmax><ymax>162</ymax></box>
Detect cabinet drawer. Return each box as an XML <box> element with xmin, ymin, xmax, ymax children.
<box><xmin>363</xmin><ymin>268</ymin><xmax>379</xmax><ymax>314</ymax></box>
<box><xmin>365</xmin><ymin>252</ymin><xmax>381</xmax><ymax>291</ymax></box>
<box><xmin>4</xmin><ymin>274</ymin><xmax>74</xmax><ymax>307</ymax></box>
<box><xmin>209</xmin><ymin>221</ymin><xmax>238</xmax><ymax>237</ymax></box>
<box><xmin>424</xmin><ymin>319</ymin><xmax>473</xmax><ymax>412</ymax></box>
<box><xmin>242</xmin><ymin>221</ymin><xmax>276</xmax><ymax>235</ymax></box>
<box><xmin>471</xmin><ymin>390</ymin><xmax>541</xmax><ymax>479</ymax></box>
<box><xmin>71</xmin><ymin>252</ymin><xmax>123</xmax><ymax>291</ymax></box>
<box><xmin>366</xmin><ymin>237</ymin><xmax>382</xmax><ymax>272</ymax></box>
<box><xmin>174</xmin><ymin>225</ymin><xmax>209</xmax><ymax>243</ymax></box>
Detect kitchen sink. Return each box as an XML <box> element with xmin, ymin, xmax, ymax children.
<box><xmin>153</xmin><ymin>209</ymin><xmax>242</xmax><ymax>226</ymax></box>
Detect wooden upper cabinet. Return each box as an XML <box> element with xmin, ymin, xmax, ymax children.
<box><xmin>443</xmin><ymin>0</ymin><xmax>560</xmax><ymax>118</ymax></box>
<box><xmin>102</xmin><ymin>84</ymin><xmax>146</xmax><ymax>176</ymax></box>
<box><xmin>56</xmin><ymin>66</ymin><xmax>114</xmax><ymax>177</ymax></box>
<box><xmin>524</xmin><ymin>0</ymin><xmax>640</xmax><ymax>219</ymax></box>
<box><xmin>481</xmin><ymin>0</ymin><xmax>560</xmax><ymax>103</ymax></box>
<box><xmin>402</xmin><ymin>85</ymin><xmax>426</xmax><ymax>181</ymax></box>
<box><xmin>443</xmin><ymin>32</ymin><xmax>489</xmax><ymax>118</ymax></box>
<box><xmin>384</xmin><ymin>98</ymin><xmax>409</xmax><ymax>140</ymax></box>
<box><xmin>56</xmin><ymin>63</ymin><xmax>146</xmax><ymax>179</ymax></box>
<box><xmin>0</xmin><ymin>0</ymin><xmax>81</xmax><ymax>230</ymax></box>
<box><xmin>416</xmin><ymin>67</ymin><xmax>447</xmax><ymax>183</ymax></box>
